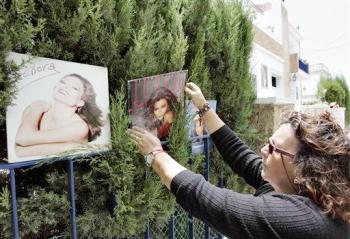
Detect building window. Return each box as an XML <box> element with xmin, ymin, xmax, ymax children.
<box><xmin>271</xmin><ymin>76</ymin><xmax>277</xmax><ymax>87</ymax></box>
<box><xmin>261</xmin><ymin>65</ymin><xmax>268</xmax><ymax>88</ymax></box>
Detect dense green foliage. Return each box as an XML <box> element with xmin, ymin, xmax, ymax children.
<box><xmin>182</xmin><ymin>0</ymin><xmax>256</xmax><ymax>191</ymax></box>
<box><xmin>335</xmin><ymin>76</ymin><xmax>350</xmax><ymax>122</ymax></box>
<box><xmin>317</xmin><ymin>75</ymin><xmax>350</xmax><ymax>121</ymax></box>
<box><xmin>325</xmin><ymin>83</ymin><xmax>345</xmax><ymax>106</ymax></box>
<box><xmin>0</xmin><ymin>0</ymin><xmax>256</xmax><ymax>238</ymax></box>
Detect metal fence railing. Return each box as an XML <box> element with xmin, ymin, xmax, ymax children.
<box><xmin>0</xmin><ymin>158</ymin><xmax>78</xmax><ymax>239</ymax></box>
<box><xmin>0</xmin><ymin>135</ymin><xmax>224</xmax><ymax>239</ymax></box>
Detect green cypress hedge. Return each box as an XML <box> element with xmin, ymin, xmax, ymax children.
<box><xmin>0</xmin><ymin>0</ymin><xmax>257</xmax><ymax>238</ymax></box>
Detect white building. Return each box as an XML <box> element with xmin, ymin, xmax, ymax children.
<box><xmin>288</xmin><ymin>23</ymin><xmax>309</xmax><ymax>110</ymax></box>
<box><xmin>244</xmin><ymin>1</ymin><xmax>345</xmax><ymax>130</ymax></box>
<box><xmin>246</xmin><ymin>0</ymin><xmax>309</xmax><ymax>109</ymax></box>
<box><xmin>302</xmin><ymin>63</ymin><xmax>331</xmax><ymax>104</ymax></box>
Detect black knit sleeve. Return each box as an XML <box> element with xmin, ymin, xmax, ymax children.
<box><xmin>171</xmin><ymin>170</ymin><xmax>322</xmax><ymax>239</ymax></box>
<box><xmin>210</xmin><ymin>125</ymin><xmax>265</xmax><ymax>189</ymax></box>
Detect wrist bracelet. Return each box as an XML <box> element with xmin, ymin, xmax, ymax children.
<box><xmin>197</xmin><ymin>102</ymin><xmax>211</xmax><ymax>118</ymax></box>
<box><xmin>144</xmin><ymin>148</ymin><xmax>164</xmax><ymax>167</ymax></box>
<box><xmin>151</xmin><ymin>148</ymin><xmax>164</xmax><ymax>155</ymax></box>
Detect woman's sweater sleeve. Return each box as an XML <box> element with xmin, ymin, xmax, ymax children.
<box><xmin>170</xmin><ymin>170</ymin><xmax>322</xmax><ymax>239</ymax></box>
<box><xmin>210</xmin><ymin>124</ymin><xmax>265</xmax><ymax>189</ymax></box>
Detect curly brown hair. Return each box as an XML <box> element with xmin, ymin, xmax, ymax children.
<box><xmin>283</xmin><ymin>111</ymin><xmax>350</xmax><ymax>223</ymax></box>
<box><xmin>144</xmin><ymin>87</ymin><xmax>179</xmax><ymax>130</ymax></box>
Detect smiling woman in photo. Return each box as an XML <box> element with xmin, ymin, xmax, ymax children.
<box><xmin>15</xmin><ymin>73</ymin><xmax>103</xmax><ymax>157</ymax></box>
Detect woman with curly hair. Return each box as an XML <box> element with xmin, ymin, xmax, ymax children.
<box><xmin>128</xmin><ymin>82</ymin><xmax>350</xmax><ymax>239</ymax></box>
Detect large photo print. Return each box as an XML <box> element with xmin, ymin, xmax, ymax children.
<box><xmin>128</xmin><ymin>70</ymin><xmax>187</xmax><ymax>141</ymax></box>
<box><xmin>6</xmin><ymin>53</ymin><xmax>111</xmax><ymax>163</ymax></box>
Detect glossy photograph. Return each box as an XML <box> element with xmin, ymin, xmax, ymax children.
<box><xmin>128</xmin><ymin>70</ymin><xmax>187</xmax><ymax>141</ymax></box>
<box><xmin>6</xmin><ymin>53</ymin><xmax>111</xmax><ymax>163</ymax></box>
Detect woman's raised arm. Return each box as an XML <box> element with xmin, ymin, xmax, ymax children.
<box><xmin>185</xmin><ymin>83</ymin><xmax>224</xmax><ymax>134</ymax></box>
<box><xmin>185</xmin><ymin>82</ymin><xmax>264</xmax><ymax>188</ymax></box>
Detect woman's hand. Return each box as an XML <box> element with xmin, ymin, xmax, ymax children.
<box><xmin>186</xmin><ymin>82</ymin><xmax>225</xmax><ymax>134</ymax></box>
<box><xmin>127</xmin><ymin>126</ymin><xmax>162</xmax><ymax>156</ymax></box>
<box><xmin>185</xmin><ymin>82</ymin><xmax>207</xmax><ymax>109</ymax></box>
<box><xmin>128</xmin><ymin>127</ymin><xmax>186</xmax><ymax>190</ymax></box>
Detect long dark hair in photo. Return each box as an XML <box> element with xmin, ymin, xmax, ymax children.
<box><xmin>64</xmin><ymin>74</ymin><xmax>103</xmax><ymax>141</ymax></box>
<box><xmin>144</xmin><ymin>87</ymin><xmax>179</xmax><ymax>130</ymax></box>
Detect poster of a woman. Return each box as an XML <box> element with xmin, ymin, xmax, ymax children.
<box><xmin>6</xmin><ymin>53</ymin><xmax>111</xmax><ymax>163</ymax></box>
<box><xmin>128</xmin><ymin>70</ymin><xmax>187</xmax><ymax>141</ymax></box>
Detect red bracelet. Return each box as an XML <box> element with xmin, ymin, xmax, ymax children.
<box><xmin>151</xmin><ymin>148</ymin><xmax>164</xmax><ymax>156</ymax></box>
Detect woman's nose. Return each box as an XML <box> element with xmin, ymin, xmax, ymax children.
<box><xmin>261</xmin><ymin>144</ymin><xmax>269</xmax><ymax>157</ymax></box>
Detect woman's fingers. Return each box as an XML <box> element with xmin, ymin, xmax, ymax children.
<box><xmin>186</xmin><ymin>82</ymin><xmax>199</xmax><ymax>90</ymax></box>
<box><xmin>185</xmin><ymin>82</ymin><xmax>207</xmax><ymax>109</ymax></box>
<box><xmin>132</xmin><ymin>126</ymin><xmax>155</xmax><ymax>138</ymax></box>
<box><xmin>185</xmin><ymin>83</ymin><xmax>201</xmax><ymax>100</ymax></box>
<box><xmin>127</xmin><ymin>127</ymin><xmax>162</xmax><ymax>155</ymax></box>
<box><xmin>127</xmin><ymin>127</ymin><xmax>145</xmax><ymax>138</ymax></box>
<box><xmin>127</xmin><ymin>127</ymin><xmax>156</xmax><ymax>145</ymax></box>
<box><xmin>186</xmin><ymin>82</ymin><xmax>201</xmax><ymax>92</ymax></box>
<box><xmin>127</xmin><ymin>130</ymin><xmax>140</xmax><ymax>142</ymax></box>
<box><xmin>186</xmin><ymin>82</ymin><xmax>203</xmax><ymax>95</ymax></box>
<box><xmin>128</xmin><ymin>135</ymin><xmax>147</xmax><ymax>155</ymax></box>
<box><xmin>127</xmin><ymin>129</ymin><xmax>146</xmax><ymax>144</ymax></box>
<box><xmin>185</xmin><ymin>86</ymin><xmax>195</xmax><ymax>96</ymax></box>
<box><xmin>131</xmin><ymin>126</ymin><xmax>146</xmax><ymax>133</ymax></box>
<box><xmin>129</xmin><ymin>138</ymin><xmax>138</xmax><ymax>146</ymax></box>
<box><xmin>127</xmin><ymin>126</ymin><xmax>163</xmax><ymax>157</ymax></box>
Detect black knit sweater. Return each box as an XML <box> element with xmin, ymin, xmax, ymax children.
<box><xmin>170</xmin><ymin>125</ymin><xmax>350</xmax><ymax>239</ymax></box>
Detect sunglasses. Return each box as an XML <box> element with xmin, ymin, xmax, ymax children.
<box><xmin>268</xmin><ymin>138</ymin><xmax>295</xmax><ymax>158</ymax></box>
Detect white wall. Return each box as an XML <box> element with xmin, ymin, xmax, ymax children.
<box><xmin>302</xmin><ymin>72</ymin><xmax>320</xmax><ymax>102</ymax></box>
<box><xmin>288</xmin><ymin>23</ymin><xmax>302</xmax><ymax>55</ymax></box>
<box><xmin>293</xmin><ymin>69</ymin><xmax>309</xmax><ymax>110</ymax></box>
<box><xmin>302</xmin><ymin>64</ymin><xmax>332</xmax><ymax>104</ymax></box>
<box><xmin>250</xmin><ymin>43</ymin><xmax>284</xmax><ymax>99</ymax></box>
<box><xmin>250</xmin><ymin>0</ymin><xmax>283</xmax><ymax>44</ymax></box>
